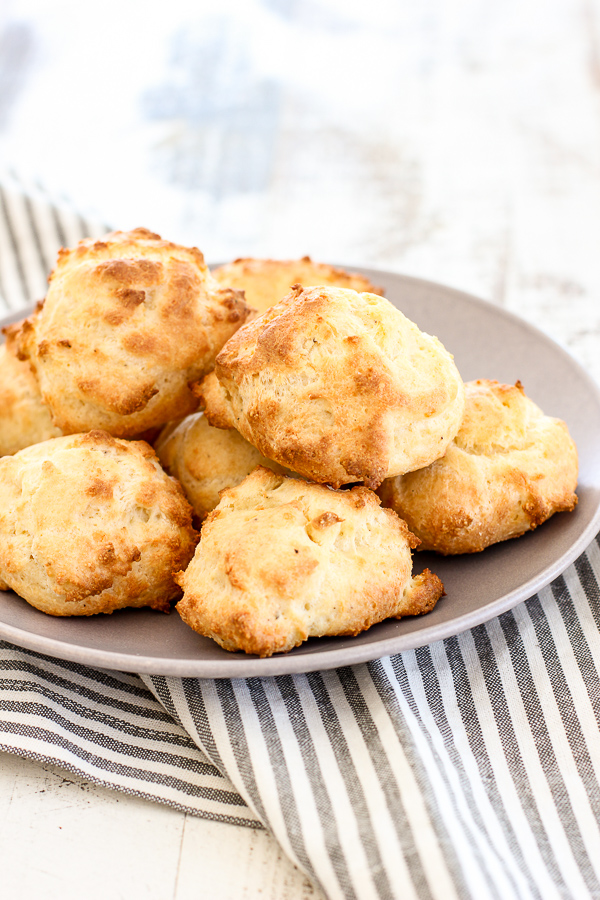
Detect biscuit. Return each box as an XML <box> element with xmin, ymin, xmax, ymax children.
<box><xmin>378</xmin><ymin>379</ymin><xmax>578</xmax><ymax>554</ymax></box>
<box><xmin>155</xmin><ymin>412</ymin><xmax>292</xmax><ymax>519</ymax></box>
<box><xmin>196</xmin><ymin>285</ymin><xmax>465</xmax><ymax>489</ymax></box>
<box><xmin>0</xmin><ymin>324</ymin><xmax>62</xmax><ymax>456</ymax></box>
<box><xmin>15</xmin><ymin>228</ymin><xmax>250</xmax><ymax>437</ymax></box>
<box><xmin>176</xmin><ymin>466</ymin><xmax>443</xmax><ymax>656</ymax></box>
<box><xmin>0</xmin><ymin>431</ymin><xmax>198</xmax><ymax>615</ymax></box>
<box><xmin>212</xmin><ymin>256</ymin><xmax>384</xmax><ymax>313</ymax></box>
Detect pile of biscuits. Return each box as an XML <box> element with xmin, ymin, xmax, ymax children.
<box><xmin>0</xmin><ymin>229</ymin><xmax>578</xmax><ymax>657</ymax></box>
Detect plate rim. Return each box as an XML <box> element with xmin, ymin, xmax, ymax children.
<box><xmin>2</xmin><ymin>269</ymin><xmax>600</xmax><ymax>677</ymax></box>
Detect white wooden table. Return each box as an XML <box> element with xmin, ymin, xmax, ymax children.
<box><xmin>0</xmin><ymin>750</ymin><xmax>318</xmax><ymax>900</ymax></box>
<box><xmin>1</xmin><ymin>1</ymin><xmax>599</xmax><ymax>896</ymax></box>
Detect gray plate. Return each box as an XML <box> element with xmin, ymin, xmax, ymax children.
<box><xmin>2</xmin><ymin>270</ymin><xmax>600</xmax><ymax>677</ymax></box>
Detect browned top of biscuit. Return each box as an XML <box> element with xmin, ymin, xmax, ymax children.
<box><xmin>14</xmin><ymin>229</ymin><xmax>250</xmax><ymax>437</ymax></box>
<box><xmin>212</xmin><ymin>256</ymin><xmax>384</xmax><ymax>312</ymax></box>
<box><xmin>53</xmin><ymin>227</ymin><xmax>206</xmax><ymax>274</ymax></box>
<box><xmin>0</xmin><ymin>430</ymin><xmax>198</xmax><ymax>615</ymax></box>
<box><xmin>176</xmin><ymin>466</ymin><xmax>443</xmax><ymax>656</ymax></box>
<box><xmin>198</xmin><ymin>284</ymin><xmax>464</xmax><ymax>489</ymax></box>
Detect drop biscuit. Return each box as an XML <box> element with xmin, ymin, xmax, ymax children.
<box><xmin>15</xmin><ymin>228</ymin><xmax>250</xmax><ymax>437</ymax></box>
<box><xmin>197</xmin><ymin>284</ymin><xmax>465</xmax><ymax>489</ymax></box>
<box><xmin>0</xmin><ymin>431</ymin><xmax>198</xmax><ymax>615</ymax></box>
<box><xmin>378</xmin><ymin>379</ymin><xmax>578</xmax><ymax>554</ymax></box>
<box><xmin>176</xmin><ymin>466</ymin><xmax>443</xmax><ymax>657</ymax></box>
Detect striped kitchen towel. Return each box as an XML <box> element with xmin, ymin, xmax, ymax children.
<box><xmin>2</xmin><ymin>178</ymin><xmax>600</xmax><ymax>898</ymax></box>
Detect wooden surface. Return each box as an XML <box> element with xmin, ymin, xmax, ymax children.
<box><xmin>0</xmin><ymin>750</ymin><xmax>319</xmax><ymax>900</ymax></box>
<box><xmin>0</xmin><ymin>0</ymin><xmax>599</xmax><ymax>897</ymax></box>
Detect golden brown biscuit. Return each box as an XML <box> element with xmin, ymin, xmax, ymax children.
<box><xmin>155</xmin><ymin>412</ymin><xmax>293</xmax><ymax>520</ymax></box>
<box><xmin>0</xmin><ymin>431</ymin><xmax>198</xmax><ymax>615</ymax></box>
<box><xmin>212</xmin><ymin>256</ymin><xmax>384</xmax><ymax>313</ymax></box>
<box><xmin>0</xmin><ymin>324</ymin><xmax>62</xmax><ymax>456</ymax></box>
<box><xmin>196</xmin><ymin>285</ymin><xmax>465</xmax><ymax>489</ymax></box>
<box><xmin>15</xmin><ymin>228</ymin><xmax>250</xmax><ymax>437</ymax></box>
<box><xmin>176</xmin><ymin>466</ymin><xmax>443</xmax><ymax>657</ymax></box>
<box><xmin>378</xmin><ymin>379</ymin><xmax>578</xmax><ymax>554</ymax></box>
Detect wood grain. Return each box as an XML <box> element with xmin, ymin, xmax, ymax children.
<box><xmin>0</xmin><ymin>752</ymin><xmax>320</xmax><ymax>900</ymax></box>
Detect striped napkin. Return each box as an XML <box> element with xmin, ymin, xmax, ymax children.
<box><xmin>2</xmin><ymin>178</ymin><xmax>600</xmax><ymax>899</ymax></box>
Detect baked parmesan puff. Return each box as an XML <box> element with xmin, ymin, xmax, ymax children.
<box><xmin>0</xmin><ymin>325</ymin><xmax>62</xmax><ymax>456</ymax></box>
<box><xmin>0</xmin><ymin>431</ymin><xmax>198</xmax><ymax>615</ymax></box>
<box><xmin>212</xmin><ymin>256</ymin><xmax>384</xmax><ymax>313</ymax></box>
<box><xmin>14</xmin><ymin>228</ymin><xmax>250</xmax><ymax>437</ymax></box>
<box><xmin>196</xmin><ymin>285</ymin><xmax>465</xmax><ymax>489</ymax></box>
<box><xmin>378</xmin><ymin>379</ymin><xmax>578</xmax><ymax>554</ymax></box>
<box><xmin>155</xmin><ymin>412</ymin><xmax>292</xmax><ymax>520</ymax></box>
<box><xmin>176</xmin><ymin>467</ymin><xmax>443</xmax><ymax>657</ymax></box>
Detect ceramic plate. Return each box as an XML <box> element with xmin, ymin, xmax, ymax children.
<box><xmin>2</xmin><ymin>270</ymin><xmax>600</xmax><ymax>677</ymax></box>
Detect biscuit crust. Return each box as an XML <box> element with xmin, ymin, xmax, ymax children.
<box><xmin>0</xmin><ymin>325</ymin><xmax>62</xmax><ymax>456</ymax></box>
<box><xmin>212</xmin><ymin>256</ymin><xmax>384</xmax><ymax>313</ymax></box>
<box><xmin>176</xmin><ymin>466</ymin><xmax>443</xmax><ymax>657</ymax></box>
<box><xmin>15</xmin><ymin>228</ymin><xmax>250</xmax><ymax>437</ymax></box>
<box><xmin>378</xmin><ymin>380</ymin><xmax>579</xmax><ymax>554</ymax></box>
<box><xmin>197</xmin><ymin>285</ymin><xmax>465</xmax><ymax>489</ymax></box>
<box><xmin>155</xmin><ymin>412</ymin><xmax>291</xmax><ymax>520</ymax></box>
<box><xmin>0</xmin><ymin>431</ymin><xmax>198</xmax><ymax>615</ymax></box>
